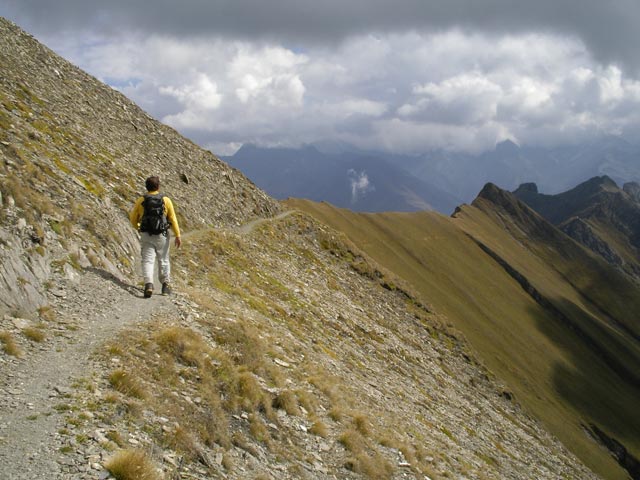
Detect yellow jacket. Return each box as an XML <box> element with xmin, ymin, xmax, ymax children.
<box><xmin>129</xmin><ymin>191</ymin><xmax>181</xmax><ymax>237</ymax></box>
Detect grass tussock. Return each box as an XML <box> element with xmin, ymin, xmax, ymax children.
<box><xmin>353</xmin><ymin>414</ymin><xmax>371</xmax><ymax>436</ymax></box>
<box><xmin>22</xmin><ymin>326</ymin><xmax>45</xmax><ymax>342</ymax></box>
<box><xmin>346</xmin><ymin>452</ymin><xmax>394</xmax><ymax>480</ymax></box>
<box><xmin>273</xmin><ymin>390</ymin><xmax>301</xmax><ymax>416</ymax></box>
<box><xmin>215</xmin><ymin>321</ymin><xmax>266</xmax><ymax>372</ymax></box>
<box><xmin>164</xmin><ymin>426</ymin><xmax>201</xmax><ymax>462</ymax></box>
<box><xmin>104</xmin><ymin>449</ymin><xmax>160</xmax><ymax>480</ymax></box>
<box><xmin>155</xmin><ymin>326</ymin><xmax>208</xmax><ymax>367</ymax></box>
<box><xmin>309</xmin><ymin>420</ymin><xmax>329</xmax><ymax>437</ymax></box>
<box><xmin>37</xmin><ymin>305</ymin><xmax>56</xmax><ymax>322</ymax></box>
<box><xmin>0</xmin><ymin>331</ymin><xmax>22</xmax><ymax>357</ymax></box>
<box><xmin>108</xmin><ymin>369</ymin><xmax>147</xmax><ymax>399</ymax></box>
<box><xmin>340</xmin><ymin>429</ymin><xmax>394</xmax><ymax>479</ymax></box>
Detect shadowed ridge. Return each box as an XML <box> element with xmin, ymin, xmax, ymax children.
<box><xmin>513</xmin><ymin>175</ymin><xmax>640</xmax><ymax>279</ymax></box>
<box><xmin>472</xmin><ymin>182</ymin><xmax>560</xmax><ymax>241</ymax></box>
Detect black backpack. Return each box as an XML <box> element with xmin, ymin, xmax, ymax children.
<box><xmin>140</xmin><ymin>193</ymin><xmax>169</xmax><ymax>235</ymax></box>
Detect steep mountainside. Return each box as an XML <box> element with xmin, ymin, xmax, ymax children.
<box><xmin>0</xmin><ymin>18</ymin><xmax>278</xmax><ymax>314</ymax></box>
<box><xmin>513</xmin><ymin>176</ymin><xmax>640</xmax><ymax>279</ymax></box>
<box><xmin>0</xmin><ymin>17</ymin><xmax>602</xmax><ymax>480</ymax></box>
<box><xmin>224</xmin><ymin>144</ymin><xmax>461</xmax><ymax>214</ymax></box>
<box><xmin>289</xmin><ymin>185</ymin><xmax>640</xmax><ymax>480</ymax></box>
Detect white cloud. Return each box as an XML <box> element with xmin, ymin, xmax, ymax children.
<box><xmin>39</xmin><ymin>28</ymin><xmax>640</xmax><ymax>155</ymax></box>
<box><xmin>160</xmin><ymin>73</ymin><xmax>222</xmax><ymax>110</ymax></box>
<box><xmin>230</xmin><ymin>46</ymin><xmax>307</xmax><ymax>107</ymax></box>
<box><xmin>348</xmin><ymin>169</ymin><xmax>374</xmax><ymax>202</ymax></box>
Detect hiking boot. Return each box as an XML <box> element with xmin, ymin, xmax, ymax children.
<box><xmin>144</xmin><ymin>283</ymin><xmax>153</xmax><ymax>298</ymax></box>
<box><xmin>161</xmin><ymin>282</ymin><xmax>171</xmax><ymax>296</ymax></box>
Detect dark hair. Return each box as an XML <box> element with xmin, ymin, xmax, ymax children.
<box><xmin>145</xmin><ymin>176</ymin><xmax>160</xmax><ymax>192</ymax></box>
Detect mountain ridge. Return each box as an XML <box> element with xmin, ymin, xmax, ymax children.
<box><xmin>513</xmin><ymin>176</ymin><xmax>640</xmax><ymax>279</ymax></box>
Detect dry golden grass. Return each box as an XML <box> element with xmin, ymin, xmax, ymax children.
<box><xmin>104</xmin><ymin>449</ymin><xmax>160</xmax><ymax>480</ymax></box>
<box><xmin>165</xmin><ymin>426</ymin><xmax>200</xmax><ymax>462</ymax></box>
<box><xmin>340</xmin><ymin>428</ymin><xmax>394</xmax><ymax>479</ymax></box>
<box><xmin>215</xmin><ymin>320</ymin><xmax>266</xmax><ymax>373</ymax></box>
<box><xmin>273</xmin><ymin>390</ymin><xmax>301</xmax><ymax>416</ymax></box>
<box><xmin>328</xmin><ymin>406</ymin><xmax>344</xmax><ymax>422</ymax></box>
<box><xmin>155</xmin><ymin>326</ymin><xmax>208</xmax><ymax>367</ymax></box>
<box><xmin>309</xmin><ymin>420</ymin><xmax>328</xmax><ymax>437</ymax></box>
<box><xmin>108</xmin><ymin>369</ymin><xmax>147</xmax><ymax>399</ymax></box>
<box><xmin>0</xmin><ymin>331</ymin><xmax>22</xmax><ymax>357</ymax></box>
<box><xmin>349</xmin><ymin>452</ymin><xmax>394</xmax><ymax>480</ymax></box>
<box><xmin>236</xmin><ymin>370</ymin><xmax>269</xmax><ymax>412</ymax></box>
<box><xmin>248</xmin><ymin>414</ymin><xmax>271</xmax><ymax>445</ymax></box>
<box><xmin>353</xmin><ymin>413</ymin><xmax>371</xmax><ymax>436</ymax></box>
<box><xmin>339</xmin><ymin>429</ymin><xmax>366</xmax><ymax>452</ymax></box>
<box><xmin>22</xmin><ymin>326</ymin><xmax>45</xmax><ymax>342</ymax></box>
<box><xmin>37</xmin><ymin>305</ymin><xmax>56</xmax><ymax>322</ymax></box>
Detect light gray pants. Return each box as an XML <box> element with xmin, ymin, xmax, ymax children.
<box><xmin>140</xmin><ymin>231</ymin><xmax>171</xmax><ymax>285</ymax></box>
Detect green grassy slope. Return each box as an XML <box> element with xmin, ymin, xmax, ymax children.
<box><xmin>286</xmin><ymin>196</ymin><xmax>640</xmax><ymax>480</ymax></box>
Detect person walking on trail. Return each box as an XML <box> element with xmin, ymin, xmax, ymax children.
<box><xmin>129</xmin><ymin>176</ymin><xmax>182</xmax><ymax>298</ymax></box>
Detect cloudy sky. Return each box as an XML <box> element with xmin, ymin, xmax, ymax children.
<box><xmin>2</xmin><ymin>0</ymin><xmax>640</xmax><ymax>155</ymax></box>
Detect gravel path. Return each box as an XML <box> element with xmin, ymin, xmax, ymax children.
<box><xmin>0</xmin><ymin>270</ymin><xmax>177</xmax><ymax>479</ymax></box>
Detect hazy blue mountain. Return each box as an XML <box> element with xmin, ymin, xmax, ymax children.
<box><xmin>401</xmin><ymin>138</ymin><xmax>640</xmax><ymax>204</ymax></box>
<box><xmin>224</xmin><ymin>145</ymin><xmax>462</xmax><ymax>213</ymax></box>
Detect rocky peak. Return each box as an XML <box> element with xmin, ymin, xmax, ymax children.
<box><xmin>514</xmin><ymin>182</ymin><xmax>539</xmax><ymax>195</ymax></box>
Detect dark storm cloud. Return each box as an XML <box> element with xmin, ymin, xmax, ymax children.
<box><xmin>3</xmin><ymin>0</ymin><xmax>640</xmax><ymax>70</ymax></box>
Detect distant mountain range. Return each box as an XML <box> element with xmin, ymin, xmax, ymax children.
<box><xmin>514</xmin><ymin>176</ymin><xmax>640</xmax><ymax>280</ymax></box>
<box><xmin>402</xmin><ymin>137</ymin><xmax>640</xmax><ymax>203</ymax></box>
<box><xmin>224</xmin><ymin>144</ymin><xmax>462</xmax><ymax>213</ymax></box>
<box><xmin>225</xmin><ymin>138</ymin><xmax>640</xmax><ymax>215</ymax></box>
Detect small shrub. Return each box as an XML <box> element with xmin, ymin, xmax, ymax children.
<box><xmin>104</xmin><ymin>449</ymin><xmax>159</xmax><ymax>480</ymax></box>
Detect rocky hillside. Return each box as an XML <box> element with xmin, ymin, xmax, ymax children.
<box><xmin>289</xmin><ymin>184</ymin><xmax>640</xmax><ymax>480</ymax></box>
<box><xmin>513</xmin><ymin>176</ymin><xmax>640</xmax><ymax>279</ymax></box>
<box><xmin>0</xmin><ymin>16</ymin><xmax>604</xmax><ymax>480</ymax></box>
<box><xmin>0</xmin><ymin>17</ymin><xmax>279</xmax><ymax>314</ymax></box>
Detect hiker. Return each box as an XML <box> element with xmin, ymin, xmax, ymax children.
<box><xmin>129</xmin><ymin>176</ymin><xmax>181</xmax><ymax>298</ymax></box>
